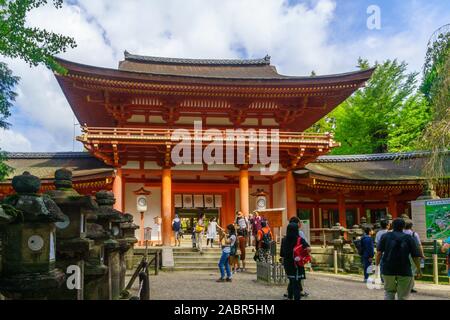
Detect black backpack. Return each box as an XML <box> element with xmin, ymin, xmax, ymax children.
<box><xmin>353</xmin><ymin>238</ymin><xmax>363</xmax><ymax>256</ymax></box>
<box><xmin>384</xmin><ymin>234</ymin><xmax>410</xmax><ymax>268</ymax></box>
<box><xmin>261</xmin><ymin>229</ymin><xmax>272</xmax><ymax>249</ymax></box>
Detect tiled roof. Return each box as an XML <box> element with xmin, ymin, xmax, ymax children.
<box><xmin>123</xmin><ymin>51</ymin><xmax>271</xmax><ymax>66</ymax></box>
<box><xmin>315</xmin><ymin>151</ymin><xmax>435</xmax><ymax>163</ymax></box>
<box><xmin>2</xmin><ymin>152</ymin><xmax>113</xmax><ymax>181</ymax></box>
<box><xmin>303</xmin><ymin>151</ymin><xmax>450</xmax><ymax>182</ymax></box>
<box><xmin>6</xmin><ymin>152</ymin><xmax>94</xmax><ymax>159</ymax></box>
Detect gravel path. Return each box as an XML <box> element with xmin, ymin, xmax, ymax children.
<box><xmin>128</xmin><ymin>270</ymin><xmax>449</xmax><ymax>300</ymax></box>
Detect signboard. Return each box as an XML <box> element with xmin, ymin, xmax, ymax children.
<box><xmin>258</xmin><ymin>209</ymin><xmax>283</xmax><ymax>228</ymax></box>
<box><xmin>425</xmin><ymin>199</ymin><xmax>450</xmax><ymax>240</ymax></box>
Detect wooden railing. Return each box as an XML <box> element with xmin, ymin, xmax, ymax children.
<box><xmin>78</xmin><ymin>126</ymin><xmax>336</xmax><ymax>146</ymax></box>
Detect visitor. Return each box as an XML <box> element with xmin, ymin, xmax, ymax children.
<box><xmin>206</xmin><ymin>217</ymin><xmax>218</xmax><ymax>248</ymax></box>
<box><xmin>195</xmin><ymin>213</ymin><xmax>205</xmax><ymax>253</ymax></box>
<box><xmin>172</xmin><ymin>214</ymin><xmax>182</xmax><ymax>247</ymax></box>
<box><xmin>289</xmin><ymin>216</ymin><xmax>308</xmax><ymax>242</ymax></box>
<box><xmin>256</xmin><ymin>220</ymin><xmax>273</xmax><ymax>263</ymax></box>
<box><xmin>252</xmin><ymin>211</ymin><xmax>262</xmax><ymax>248</ymax></box>
<box><xmin>286</xmin><ymin>216</ymin><xmax>310</xmax><ymax>297</ymax></box>
<box><xmin>375</xmin><ymin>219</ymin><xmax>390</xmax><ymax>245</ymax></box>
<box><xmin>191</xmin><ymin>222</ymin><xmax>197</xmax><ymax>249</ymax></box>
<box><xmin>441</xmin><ymin>237</ymin><xmax>450</xmax><ymax>278</ymax></box>
<box><xmin>247</xmin><ymin>213</ymin><xmax>254</xmax><ymax>246</ymax></box>
<box><xmin>235</xmin><ymin>211</ymin><xmax>249</xmax><ymax>238</ymax></box>
<box><xmin>237</xmin><ymin>229</ymin><xmax>247</xmax><ymax>272</ymax></box>
<box><xmin>403</xmin><ymin>219</ymin><xmax>425</xmax><ymax>293</ymax></box>
<box><xmin>375</xmin><ymin>219</ymin><xmax>390</xmax><ymax>283</ymax></box>
<box><xmin>280</xmin><ymin>222</ymin><xmax>311</xmax><ymax>300</ymax></box>
<box><xmin>360</xmin><ymin>227</ymin><xmax>375</xmax><ymax>283</ymax></box>
<box><xmin>376</xmin><ymin>218</ymin><xmax>422</xmax><ymax>300</ymax></box>
<box><xmin>217</xmin><ymin>224</ymin><xmax>236</xmax><ymax>282</ymax></box>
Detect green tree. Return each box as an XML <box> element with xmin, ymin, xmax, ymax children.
<box><xmin>420</xmin><ymin>44</ymin><xmax>450</xmax><ymax>182</ymax></box>
<box><xmin>0</xmin><ymin>0</ymin><xmax>76</xmax><ymax>72</ymax></box>
<box><xmin>330</xmin><ymin>59</ymin><xmax>427</xmax><ymax>155</ymax></box>
<box><xmin>0</xmin><ymin>0</ymin><xmax>76</xmax><ymax>181</ymax></box>
<box><xmin>420</xmin><ymin>30</ymin><xmax>450</xmax><ymax>102</ymax></box>
<box><xmin>387</xmin><ymin>93</ymin><xmax>431</xmax><ymax>152</ymax></box>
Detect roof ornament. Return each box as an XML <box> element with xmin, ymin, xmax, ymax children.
<box><xmin>264</xmin><ymin>54</ymin><xmax>271</xmax><ymax>62</ymax></box>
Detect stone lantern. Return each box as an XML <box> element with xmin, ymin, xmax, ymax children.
<box><xmin>0</xmin><ymin>172</ymin><xmax>65</xmax><ymax>299</ymax></box>
<box><xmin>94</xmin><ymin>190</ymin><xmax>122</xmax><ymax>300</ymax></box>
<box><xmin>84</xmin><ymin>213</ymin><xmax>108</xmax><ymax>300</ymax></box>
<box><xmin>117</xmin><ymin>213</ymin><xmax>138</xmax><ymax>293</ymax></box>
<box><xmin>46</xmin><ymin>168</ymin><xmax>96</xmax><ymax>300</ymax></box>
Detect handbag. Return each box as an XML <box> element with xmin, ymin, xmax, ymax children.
<box><xmin>195</xmin><ymin>224</ymin><xmax>204</xmax><ymax>233</ymax></box>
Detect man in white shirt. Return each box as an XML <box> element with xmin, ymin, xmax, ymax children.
<box><xmin>403</xmin><ymin>219</ymin><xmax>425</xmax><ymax>293</ymax></box>
<box><xmin>375</xmin><ymin>220</ymin><xmax>390</xmax><ymax>245</ymax></box>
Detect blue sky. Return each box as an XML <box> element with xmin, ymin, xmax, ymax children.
<box><xmin>1</xmin><ymin>0</ymin><xmax>449</xmax><ymax>152</ymax></box>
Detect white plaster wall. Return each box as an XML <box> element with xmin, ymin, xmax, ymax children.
<box><xmin>124</xmin><ymin>183</ymin><xmax>162</xmax><ymax>241</ymax></box>
<box><xmin>272</xmin><ymin>178</ymin><xmax>287</xmax><ymax>236</ymax></box>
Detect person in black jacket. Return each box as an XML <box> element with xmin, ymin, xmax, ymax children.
<box><xmin>280</xmin><ymin>222</ymin><xmax>311</xmax><ymax>300</ymax></box>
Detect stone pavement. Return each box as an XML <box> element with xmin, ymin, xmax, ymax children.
<box><xmin>128</xmin><ymin>270</ymin><xmax>450</xmax><ymax>300</ymax></box>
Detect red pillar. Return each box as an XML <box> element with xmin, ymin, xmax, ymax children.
<box><xmin>162</xmin><ymin>168</ymin><xmax>172</xmax><ymax>246</ymax></box>
<box><xmin>112</xmin><ymin>168</ymin><xmax>123</xmax><ymax>212</ymax></box>
<box><xmin>338</xmin><ymin>193</ymin><xmax>346</xmax><ymax>228</ymax></box>
<box><xmin>388</xmin><ymin>194</ymin><xmax>398</xmax><ymax>218</ymax></box>
<box><xmin>239</xmin><ymin>167</ymin><xmax>249</xmax><ymax>217</ymax></box>
<box><xmin>286</xmin><ymin>170</ymin><xmax>297</xmax><ymax>221</ymax></box>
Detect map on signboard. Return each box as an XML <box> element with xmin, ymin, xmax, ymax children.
<box><xmin>425</xmin><ymin>199</ymin><xmax>450</xmax><ymax>240</ymax></box>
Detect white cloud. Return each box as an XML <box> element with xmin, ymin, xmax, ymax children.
<box><xmin>3</xmin><ymin>0</ymin><xmax>450</xmax><ymax>152</ymax></box>
<box><xmin>0</xmin><ymin>129</ymin><xmax>32</xmax><ymax>152</ymax></box>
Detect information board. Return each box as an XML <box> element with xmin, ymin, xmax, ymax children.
<box><xmin>425</xmin><ymin>199</ymin><xmax>450</xmax><ymax>240</ymax></box>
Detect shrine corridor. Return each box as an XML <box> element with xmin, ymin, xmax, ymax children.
<box><xmin>127</xmin><ymin>271</ymin><xmax>449</xmax><ymax>300</ymax></box>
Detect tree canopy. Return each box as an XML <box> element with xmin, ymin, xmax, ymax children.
<box><xmin>309</xmin><ymin>58</ymin><xmax>430</xmax><ymax>155</ymax></box>
<box><xmin>0</xmin><ymin>0</ymin><xmax>76</xmax><ymax>181</ymax></box>
<box><xmin>420</xmin><ymin>27</ymin><xmax>450</xmax><ymax>181</ymax></box>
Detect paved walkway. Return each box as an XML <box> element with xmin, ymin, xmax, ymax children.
<box><xmin>128</xmin><ymin>270</ymin><xmax>449</xmax><ymax>300</ymax></box>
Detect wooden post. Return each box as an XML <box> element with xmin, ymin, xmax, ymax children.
<box><xmin>161</xmin><ymin>167</ymin><xmax>172</xmax><ymax>246</ymax></box>
<box><xmin>286</xmin><ymin>170</ymin><xmax>297</xmax><ymax>220</ymax></box>
<box><xmin>239</xmin><ymin>167</ymin><xmax>249</xmax><ymax>216</ymax></box>
<box><xmin>433</xmin><ymin>254</ymin><xmax>439</xmax><ymax>284</ymax></box>
<box><xmin>338</xmin><ymin>193</ymin><xmax>346</xmax><ymax>228</ymax></box>
<box><xmin>333</xmin><ymin>250</ymin><xmax>338</xmax><ymax>274</ymax></box>
<box><xmin>155</xmin><ymin>250</ymin><xmax>160</xmax><ymax>276</ymax></box>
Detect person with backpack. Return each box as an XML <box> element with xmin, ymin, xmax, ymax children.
<box><xmin>403</xmin><ymin>219</ymin><xmax>425</xmax><ymax>293</ymax></box>
<box><xmin>217</xmin><ymin>224</ymin><xmax>236</xmax><ymax>282</ymax></box>
<box><xmin>251</xmin><ymin>211</ymin><xmax>262</xmax><ymax>248</ymax></box>
<box><xmin>256</xmin><ymin>220</ymin><xmax>272</xmax><ymax>263</ymax></box>
<box><xmin>172</xmin><ymin>214</ymin><xmax>182</xmax><ymax>247</ymax></box>
<box><xmin>280</xmin><ymin>222</ymin><xmax>311</xmax><ymax>300</ymax></box>
<box><xmin>360</xmin><ymin>227</ymin><xmax>375</xmax><ymax>283</ymax></box>
<box><xmin>376</xmin><ymin>218</ymin><xmax>422</xmax><ymax>300</ymax></box>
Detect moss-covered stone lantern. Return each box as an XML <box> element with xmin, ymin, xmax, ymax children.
<box><xmin>46</xmin><ymin>168</ymin><xmax>97</xmax><ymax>300</ymax></box>
<box><xmin>0</xmin><ymin>171</ymin><xmax>65</xmax><ymax>299</ymax></box>
<box><xmin>117</xmin><ymin>213</ymin><xmax>138</xmax><ymax>292</ymax></box>
<box><xmin>94</xmin><ymin>190</ymin><xmax>122</xmax><ymax>300</ymax></box>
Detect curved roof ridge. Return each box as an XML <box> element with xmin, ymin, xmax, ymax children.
<box><xmin>123</xmin><ymin>50</ymin><xmax>271</xmax><ymax>66</ymax></box>
<box><xmin>315</xmin><ymin>151</ymin><xmax>439</xmax><ymax>163</ymax></box>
